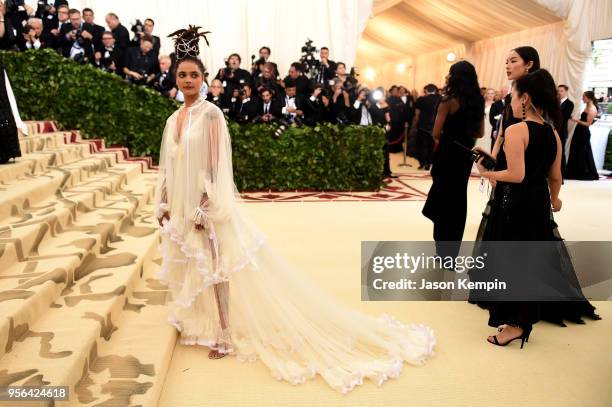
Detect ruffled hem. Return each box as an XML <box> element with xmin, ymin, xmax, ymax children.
<box><xmin>156</xmin><ymin>218</ymin><xmax>266</xmax><ymax>308</ymax></box>
<box><xmin>167</xmin><ymin>313</ymin><xmax>435</xmax><ymax>394</ymax></box>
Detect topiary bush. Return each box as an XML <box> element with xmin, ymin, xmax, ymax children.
<box><xmin>2</xmin><ymin>49</ymin><xmax>385</xmax><ymax>191</ymax></box>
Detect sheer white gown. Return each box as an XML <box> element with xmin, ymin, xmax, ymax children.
<box><xmin>154</xmin><ymin>97</ymin><xmax>435</xmax><ymax>393</ymax></box>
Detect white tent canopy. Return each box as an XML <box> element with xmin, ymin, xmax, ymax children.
<box><xmin>356</xmin><ymin>0</ymin><xmax>612</xmax><ymax>112</ymax></box>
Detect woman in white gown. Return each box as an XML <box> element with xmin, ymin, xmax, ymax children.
<box><xmin>154</xmin><ymin>27</ymin><xmax>435</xmax><ymax>393</ymax></box>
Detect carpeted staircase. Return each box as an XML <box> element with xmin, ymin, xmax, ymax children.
<box><xmin>0</xmin><ymin>122</ymin><xmax>177</xmax><ymax>406</ymax></box>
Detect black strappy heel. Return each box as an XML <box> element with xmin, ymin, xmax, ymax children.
<box><xmin>489</xmin><ymin>325</ymin><xmax>532</xmax><ymax>349</ymax></box>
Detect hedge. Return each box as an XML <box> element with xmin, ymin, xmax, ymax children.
<box><xmin>1</xmin><ymin>49</ymin><xmax>385</xmax><ymax>191</ymax></box>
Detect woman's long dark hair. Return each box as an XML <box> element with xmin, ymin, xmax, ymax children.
<box><xmin>514</xmin><ymin>69</ymin><xmax>562</xmax><ymax>130</ymax></box>
<box><xmin>583</xmin><ymin>91</ymin><xmax>599</xmax><ymax>112</ymax></box>
<box><xmin>512</xmin><ymin>46</ymin><xmax>540</xmax><ymax>73</ymax></box>
<box><xmin>444</xmin><ymin>60</ymin><xmax>484</xmax><ymax>137</ymax></box>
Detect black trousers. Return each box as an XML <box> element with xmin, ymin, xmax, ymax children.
<box><xmin>415</xmin><ymin>129</ymin><xmax>434</xmax><ymax>167</ymax></box>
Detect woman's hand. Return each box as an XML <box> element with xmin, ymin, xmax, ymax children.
<box><xmin>552</xmin><ymin>197</ymin><xmax>562</xmax><ymax>212</ymax></box>
<box><xmin>157</xmin><ymin>211</ymin><xmax>170</xmax><ymax>227</ymax></box>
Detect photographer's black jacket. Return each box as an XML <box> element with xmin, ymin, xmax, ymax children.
<box><xmin>58</xmin><ymin>22</ymin><xmax>95</xmax><ymax>60</ymax></box>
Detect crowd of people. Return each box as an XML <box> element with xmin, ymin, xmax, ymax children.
<box><xmin>0</xmin><ymin>1</ymin><xmax>601</xmax><ymax>180</ymax></box>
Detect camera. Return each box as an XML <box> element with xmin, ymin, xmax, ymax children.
<box><xmin>131</xmin><ymin>19</ymin><xmax>144</xmax><ymax>35</ymax></box>
<box><xmin>37</xmin><ymin>0</ymin><xmax>52</xmax><ymax>12</ymax></box>
<box><xmin>5</xmin><ymin>0</ymin><xmax>26</xmax><ymax>13</ymax></box>
<box><xmin>299</xmin><ymin>38</ymin><xmax>319</xmax><ymax>78</ymax></box>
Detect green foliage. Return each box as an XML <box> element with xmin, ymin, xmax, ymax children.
<box><xmin>230</xmin><ymin>122</ymin><xmax>385</xmax><ymax>191</ymax></box>
<box><xmin>2</xmin><ymin>49</ymin><xmax>385</xmax><ymax>191</ymax></box>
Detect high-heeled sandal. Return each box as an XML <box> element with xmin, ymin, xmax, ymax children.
<box><xmin>488</xmin><ymin>324</ymin><xmax>532</xmax><ymax>349</ymax></box>
<box><xmin>208</xmin><ymin>348</ymin><xmax>228</xmax><ymax>359</ymax></box>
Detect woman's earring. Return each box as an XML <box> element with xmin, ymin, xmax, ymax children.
<box><xmin>521</xmin><ymin>102</ymin><xmax>526</xmax><ymax>120</ymax></box>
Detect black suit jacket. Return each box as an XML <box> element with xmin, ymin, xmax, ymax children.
<box><xmin>112</xmin><ymin>24</ymin><xmax>131</xmax><ymax>52</ymax></box>
<box><xmin>58</xmin><ymin>22</ymin><xmax>95</xmax><ymax>60</ymax></box>
<box><xmin>257</xmin><ymin>99</ymin><xmax>283</xmax><ymax>118</ymax></box>
<box><xmin>489</xmin><ymin>99</ymin><xmax>505</xmax><ymax>135</ymax></box>
<box><xmin>89</xmin><ymin>24</ymin><xmax>105</xmax><ymax>53</ymax></box>
<box><xmin>232</xmin><ymin>98</ymin><xmax>259</xmax><ymax>123</ymax></box>
<box><xmin>560</xmin><ymin>99</ymin><xmax>574</xmax><ymax>142</ymax></box>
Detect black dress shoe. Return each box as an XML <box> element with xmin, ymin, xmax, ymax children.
<box><xmin>383</xmin><ymin>173</ymin><xmax>398</xmax><ymax>179</ymax></box>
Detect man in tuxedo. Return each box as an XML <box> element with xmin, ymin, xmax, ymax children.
<box><xmin>130</xmin><ymin>18</ymin><xmax>160</xmax><ymax>58</ymax></box>
<box><xmin>58</xmin><ymin>9</ymin><xmax>96</xmax><ymax>63</ymax></box>
<box><xmin>489</xmin><ymin>85</ymin><xmax>509</xmax><ymax>139</ymax></box>
<box><xmin>123</xmin><ymin>35</ymin><xmax>158</xmax><ymax>86</ymax></box>
<box><xmin>412</xmin><ymin>84</ymin><xmax>440</xmax><ymax>170</ymax></box>
<box><xmin>253</xmin><ymin>62</ymin><xmax>282</xmax><ymax>98</ymax></box>
<box><xmin>105</xmin><ymin>13</ymin><xmax>130</xmax><ymax>55</ymax></box>
<box><xmin>279</xmin><ymin>78</ymin><xmax>307</xmax><ymax>123</ymax></box>
<box><xmin>215</xmin><ymin>53</ymin><xmax>252</xmax><ymax>98</ymax></box>
<box><xmin>305</xmin><ymin>84</ymin><xmax>335</xmax><ymax>124</ymax></box>
<box><xmin>20</xmin><ymin>18</ymin><xmax>50</xmax><ymax>50</ymax></box>
<box><xmin>257</xmin><ymin>87</ymin><xmax>282</xmax><ymax>122</ymax></box>
<box><xmin>349</xmin><ymin>86</ymin><xmax>374</xmax><ymax>125</ymax></box>
<box><xmin>40</xmin><ymin>3</ymin><xmax>69</xmax><ymax>51</ymax></box>
<box><xmin>94</xmin><ymin>31</ymin><xmax>124</xmax><ymax>75</ymax></box>
<box><xmin>283</xmin><ymin>62</ymin><xmax>311</xmax><ymax>97</ymax></box>
<box><xmin>231</xmin><ymin>84</ymin><xmax>258</xmax><ymax>123</ymax></box>
<box><xmin>315</xmin><ymin>46</ymin><xmax>336</xmax><ymax>86</ymax></box>
<box><xmin>153</xmin><ymin>55</ymin><xmax>177</xmax><ymax>99</ymax></box>
<box><xmin>82</xmin><ymin>8</ymin><xmax>104</xmax><ymax>55</ymax></box>
<box><xmin>558</xmin><ymin>84</ymin><xmax>574</xmax><ymax>178</ymax></box>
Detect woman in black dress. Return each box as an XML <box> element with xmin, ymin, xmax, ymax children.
<box><xmin>422</xmin><ymin>61</ymin><xmax>484</xmax><ymax>258</ymax></box>
<box><xmin>565</xmin><ymin>91</ymin><xmax>599</xmax><ymax>180</ymax></box>
<box><xmin>0</xmin><ymin>58</ymin><xmax>21</xmax><ymax>164</ymax></box>
<box><xmin>474</xmin><ymin>69</ymin><xmax>600</xmax><ymax>348</ymax></box>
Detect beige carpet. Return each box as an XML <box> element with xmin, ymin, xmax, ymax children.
<box><xmin>159</xmin><ymin>154</ymin><xmax>612</xmax><ymax>407</ymax></box>
<box><xmin>0</xmin><ymin>125</ymin><xmax>610</xmax><ymax>406</ymax></box>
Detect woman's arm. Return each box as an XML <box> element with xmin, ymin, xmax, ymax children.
<box><xmin>432</xmin><ymin>101</ymin><xmax>449</xmax><ymax>142</ymax></box>
<box><xmin>490</xmin><ymin>117</ymin><xmax>504</xmax><ymax>159</ymax></box>
<box><xmin>548</xmin><ymin>128</ymin><xmax>563</xmax><ymax>212</ymax></box>
<box><xmin>479</xmin><ymin>123</ymin><xmax>526</xmax><ymax>183</ymax></box>
<box><xmin>571</xmin><ymin>108</ymin><xmax>596</xmax><ymax>126</ymax></box>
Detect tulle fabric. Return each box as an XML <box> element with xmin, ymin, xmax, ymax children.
<box><xmin>154</xmin><ymin>99</ymin><xmax>436</xmax><ymax>393</ymax></box>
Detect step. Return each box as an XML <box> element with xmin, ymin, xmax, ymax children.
<box><xmin>74</xmin><ymin>253</ymin><xmax>176</xmax><ymax>406</ymax></box>
<box><xmin>0</xmin><ymin>208</ymin><xmax>160</xmax><ymax>406</ymax></box>
<box><xmin>0</xmin><ymin>169</ymin><xmax>155</xmax><ymax>271</ymax></box>
<box><xmin>0</xmin><ymin>154</ymin><xmax>138</xmax><ymax>222</ymax></box>
<box><xmin>0</xmin><ymin>175</ymin><xmax>157</xmax><ymax>359</ymax></box>
<box><xmin>18</xmin><ymin>132</ymin><xmax>67</xmax><ymax>155</ymax></box>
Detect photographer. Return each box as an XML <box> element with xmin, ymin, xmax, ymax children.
<box><xmin>282</xmin><ymin>62</ymin><xmax>310</xmax><ymax>97</ymax></box>
<box><xmin>350</xmin><ymin>85</ymin><xmax>374</xmax><ymax>125</ymax></box>
<box><xmin>153</xmin><ymin>54</ymin><xmax>177</xmax><ymax>99</ymax></box>
<box><xmin>94</xmin><ymin>31</ymin><xmax>124</xmax><ymax>75</ymax></box>
<box><xmin>315</xmin><ymin>46</ymin><xmax>336</xmax><ymax>85</ymax></box>
<box><xmin>43</xmin><ymin>2</ymin><xmax>68</xmax><ymax>51</ymax></box>
<box><xmin>129</xmin><ymin>18</ymin><xmax>160</xmax><ymax>57</ymax></box>
<box><xmin>105</xmin><ymin>12</ymin><xmax>130</xmax><ymax>54</ymax></box>
<box><xmin>251</xmin><ymin>45</ymin><xmax>278</xmax><ymax>79</ymax></box>
<box><xmin>280</xmin><ymin>78</ymin><xmax>306</xmax><ymax>124</ymax></box>
<box><xmin>256</xmin><ymin>87</ymin><xmax>282</xmax><ymax>123</ymax></box>
<box><xmin>206</xmin><ymin>79</ymin><xmax>231</xmax><ymax>112</ymax></box>
<box><xmin>215</xmin><ymin>53</ymin><xmax>251</xmax><ymax>97</ymax></box>
<box><xmin>58</xmin><ymin>9</ymin><xmax>95</xmax><ymax>63</ymax></box>
<box><xmin>330</xmin><ymin>78</ymin><xmax>351</xmax><ymax>124</ymax></box>
<box><xmin>82</xmin><ymin>8</ymin><xmax>105</xmax><ymax>55</ymax></box>
<box><xmin>1</xmin><ymin>0</ymin><xmax>32</xmax><ymax>51</ymax></box>
<box><xmin>306</xmin><ymin>83</ymin><xmax>335</xmax><ymax>124</ymax></box>
<box><xmin>20</xmin><ymin>18</ymin><xmax>47</xmax><ymax>50</ymax></box>
<box><xmin>253</xmin><ymin>61</ymin><xmax>281</xmax><ymax>97</ymax></box>
<box><xmin>124</xmin><ymin>34</ymin><xmax>158</xmax><ymax>86</ymax></box>
<box><xmin>231</xmin><ymin>83</ymin><xmax>258</xmax><ymax>123</ymax></box>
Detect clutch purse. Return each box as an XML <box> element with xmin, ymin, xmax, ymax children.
<box><xmin>453</xmin><ymin>140</ymin><xmax>497</xmax><ymax>170</ymax></box>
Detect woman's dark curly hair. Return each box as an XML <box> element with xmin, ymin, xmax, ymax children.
<box><xmin>443</xmin><ymin>60</ymin><xmax>484</xmax><ymax>137</ymax></box>
<box><xmin>514</xmin><ymin>69</ymin><xmax>562</xmax><ymax>130</ymax></box>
